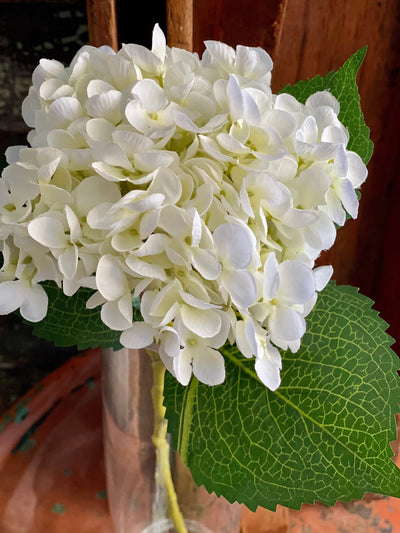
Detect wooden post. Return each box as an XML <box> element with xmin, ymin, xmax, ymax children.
<box><xmin>86</xmin><ymin>0</ymin><xmax>118</xmax><ymax>50</ymax></box>
<box><xmin>167</xmin><ymin>0</ymin><xmax>194</xmax><ymax>52</ymax></box>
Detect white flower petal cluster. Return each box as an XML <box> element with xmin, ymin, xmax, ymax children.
<box><xmin>0</xmin><ymin>25</ymin><xmax>367</xmax><ymax>390</ymax></box>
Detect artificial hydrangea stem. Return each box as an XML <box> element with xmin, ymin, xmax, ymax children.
<box><xmin>148</xmin><ymin>350</ymin><xmax>188</xmax><ymax>533</ymax></box>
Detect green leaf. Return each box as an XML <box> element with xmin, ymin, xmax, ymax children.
<box><xmin>24</xmin><ymin>281</ymin><xmax>122</xmax><ymax>351</ymax></box>
<box><xmin>164</xmin><ymin>283</ymin><xmax>400</xmax><ymax>511</ymax></box>
<box><xmin>279</xmin><ymin>47</ymin><xmax>373</xmax><ymax>164</ymax></box>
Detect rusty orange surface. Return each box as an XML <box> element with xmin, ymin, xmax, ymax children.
<box><xmin>1</xmin><ymin>350</ymin><xmax>400</xmax><ymax>533</ymax></box>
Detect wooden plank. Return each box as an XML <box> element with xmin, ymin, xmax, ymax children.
<box><xmin>86</xmin><ymin>0</ymin><xmax>118</xmax><ymax>49</ymax></box>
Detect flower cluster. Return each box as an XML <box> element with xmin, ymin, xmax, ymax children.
<box><xmin>0</xmin><ymin>25</ymin><xmax>367</xmax><ymax>390</ymax></box>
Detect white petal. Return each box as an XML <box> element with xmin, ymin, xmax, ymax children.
<box><xmin>100</xmin><ymin>299</ymin><xmax>133</xmax><ymax>330</ymax></box>
<box><xmin>339</xmin><ymin>178</ymin><xmax>359</xmax><ymax>219</ymax></box>
<box><xmin>282</xmin><ymin>208</ymin><xmax>318</xmax><ymax>228</ymax></box>
<box><xmin>148</xmin><ymin>168</ymin><xmax>182</xmax><ymax>205</ymax></box>
<box><xmin>278</xmin><ymin>261</ymin><xmax>315</xmax><ymax>305</ymax></box>
<box><xmin>131</xmin><ymin>79</ymin><xmax>168</xmax><ymax>111</ymax></box>
<box><xmin>140</xmin><ymin>209</ymin><xmax>160</xmax><ymax>240</ymax></box>
<box><xmin>159</xmin><ymin>326</ymin><xmax>180</xmax><ymax>358</ymax></box>
<box><xmin>136</xmin><ymin>233</ymin><xmax>168</xmax><ymax>257</ymax></box>
<box><xmin>152</xmin><ymin>23</ymin><xmax>167</xmax><ymax>61</ymax></box>
<box><xmin>191</xmin><ymin>248</ymin><xmax>221</xmax><ymax>280</ymax></box>
<box><xmin>20</xmin><ymin>284</ymin><xmax>48</xmax><ymax>322</ymax></box>
<box><xmin>199</xmin><ymin>135</ymin><xmax>236</xmax><ymax>163</ymax></box>
<box><xmin>96</xmin><ymin>255</ymin><xmax>128</xmax><ymax>300</ymax></box>
<box><xmin>122</xmin><ymin>43</ymin><xmax>161</xmax><ymax>72</ymax></box>
<box><xmin>86</xmin><ymin>90</ymin><xmax>122</xmax><ymax>123</ymax></box>
<box><xmin>235</xmin><ymin>320</ymin><xmax>254</xmax><ymax>358</ymax></box>
<box><xmin>306</xmin><ymin>91</ymin><xmax>340</xmax><ymax>114</ymax></box>
<box><xmin>133</xmin><ymin>150</ymin><xmax>177</xmax><ymax>172</ymax></box>
<box><xmin>158</xmin><ymin>205</ymin><xmax>187</xmax><ymax>237</ymax></box>
<box><xmin>179</xmin><ymin>291</ymin><xmax>219</xmax><ymax>310</ymax></box>
<box><xmin>58</xmin><ymin>246</ymin><xmax>78</xmax><ymax>279</ymax></box>
<box><xmin>173</xmin><ymin>348</ymin><xmax>193</xmax><ymax>386</ymax></box>
<box><xmin>94</xmin><ymin>142</ymin><xmax>132</xmax><ymax>169</ymax></box>
<box><xmin>311</xmin><ymin>142</ymin><xmax>339</xmax><ymax>161</ymax></box>
<box><xmin>305</xmin><ymin>211</ymin><xmax>336</xmax><ymax>251</ymax></box>
<box><xmin>0</xmin><ymin>281</ymin><xmax>25</xmax><ymax>314</ymax></box>
<box><xmin>296</xmin><ymin>166</ymin><xmax>331</xmax><ymax>209</ymax></box>
<box><xmin>65</xmin><ymin>205</ymin><xmax>81</xmax><ymax>243</ymax></box>
<box><xmin>221</xmin><ymin>270</ymin><xmax>257</xmax><ymax>309</ymax></box>
<box><xmin>346</xmin><ymin>151</ymin><xmax>367</xmax><ymax>188</ymax></box>
<box><xmin>120</xmin><ymin>322</ymin><xmax>156</xmax><ymax>348</ymax></box>
<box><xmin>267</xmin><ymin>155</ymin><xmax>298</xmax><ymax>183</ymax></box>
<box><xmin>265</xmin><ymin>109</ymin><xmax>296</xmax><ymax>139</ymax></box>
<box><xmin>254</xmin><ymin>346</ymin><xmax>281</xmax><ymax>390</ymax></box>
<box><xmin>298</xmin><ymin>116</ymin><xmax>318</xmax><ymax>144</ymax></box>
<box><xmin>269</xmin><ymin>306</ymin><xmax>306</xmax><ymax>342</ymax></box>
<box><xmin>263</xmin><ymin>252</ymin><xmax>280</xmax><ymax>300</ymax></box>
<box><xmin>47</xmin><ymin>129</ymin><xmax>80</xmax><ymax>149</ymax></box>
<box><xmin>191</xmin><ymin>210</ymin><xmax>202</xmax><ymax>247</ymax></box>
<box><xmin>28</xmin><ymin>217</ymin><xmax>67</xmax><ymax>249</ymax></box>
<box><xmin>192</xmin><ymin>346</ymin><xmax>225</xmax><ymax>386</ymax></box>
<box><xmin>323</xmin><ymin>189</ymin><xmax>346</xmax><ymax>226</ymax></box>
<box><xmin>180</xmin><ymin>306</ymin><xmax>221</xmax><ymax>338</ymax></box>
<box><xmin>86</xmin><ymin>79</ymin><xmax>115</xmax><ymax>97</ymax></box>
<box><xmin>86</xmin><ymin>118</ymin><xmax>115</xmax><ymax>143</ymax></box>
<box><xmin>73</xmin><ymin>175</ymin><xmax>121</xmax><ymax>216</ymax></box>
<box><xmin>204</xmin><ymin>40</ymin><xmax>235</xmax><ymax>70</ymax></box>
<box><xmin>5</xmin><ymin>145</ymin><xmax>25</xmax><ymax>164</ymax></box>
<box><xmin>92</xmin><ymin>161</ymin><xmax>129</xmax><ymax>182</ymax></box>
<box><xmin>217</xmin><ymin>132</ymin><xmax>249</xmax><ymax>154</ymax></box>
<box><xmin>126</xmin><ymin>255</ymin><xmax>167</xmax><ymax>281</ymax></box>
<box><xmin>48</xmin><ymin>97</ymin><xmax>82</xmax><ymax>128</ymax></box>
<box><xmin>213</xmin><ymin>223</ymin><xmax>253</xmax><ymax>269</ymax></box>
<box><xmin>112</xmin><ymin>130</ymin><xmax>154</xmax><ymax>156</ymax></box>
<box><xmin>40</xmin><ymin>78</ymin><xmax>73</xmax><ymax>100</ymax></box>
<box><xmin>321</xmin><ymin>125</ymin><xmax>348</xmax><ymax>144</ymax></box>
<box><xmin>313</xmin><ymin>265</ymin><xmax>333</xmax><ymax>292</ymax></box>
<box><xmin>118</xmin><ymin>293</ymin><xmax>133</xmax><ymax>323</ymax></box>
<box><xmin>227</xmin><ymin>75</ymin><xmax>244</xmax><ymax>122</ymax></box>
<box><xmin>86</xmin><ymin>291</ymin><xmax>106</xmax><ymax>309</ymax></box>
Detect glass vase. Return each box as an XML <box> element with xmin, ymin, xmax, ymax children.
<box><xmin>102</xmin><ymin>347</ymin><xmax>242</xmax><ymax>533</ymax></box>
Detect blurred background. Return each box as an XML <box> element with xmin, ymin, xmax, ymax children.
<box><xmin>0</xmin><ymin>0</ymin><xmax>399</xmax><ymax>414</ymax></box>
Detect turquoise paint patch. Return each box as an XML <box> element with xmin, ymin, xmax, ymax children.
<box><xmin>96</xmin><ymin>490</ymin><xmax>107</xmax><ymax>499</ymax></box>
<box><xmin>52</xmin><ymin>503</ymin><xmax>66</xmax><ymax>515</ymax></box>
<box><xmin>13</xmin><ymin>411</ymin><xmax>51</xmax><ymax>454</ymax></box>
<box><xmin>14</xmin><ymin>400</ymin><xmax>30</xmax><ymax>423</ymax></box>
<box><xmin>85</xmin><ymin>377</ymin><xmax>95</xmax><ymax>390</ymax></box>
<box><xmin>64</xmin><ymin>469</ymin><xmax>72</xmax><ymax>477</ymax></box>
<box><xmin>17</xmin><ymin>438</ymin><xmax>36</xmax><ymax>452</ymax></box>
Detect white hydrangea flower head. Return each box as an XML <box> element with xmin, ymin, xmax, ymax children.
<box><xmin>0</xmin><ymin>25</ymin><xmax>367</xmax><ymax>390</ymax></box>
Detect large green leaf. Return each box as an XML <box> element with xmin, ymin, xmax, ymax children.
<box><xmin>164</xmin><ymin>283</ymin><xmax>400</xmax><ymax>510</ymax></box>
<box><xmin>279</xmin><ymin>47</ymin><xmax>373</xmax><ymax>164</ymax></box>
<box><xmin>24</xmin><ymin>281</ymin><xmax>123</xmax><ymax>351</ymax></box>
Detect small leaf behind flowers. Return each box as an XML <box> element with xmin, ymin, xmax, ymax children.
<box><xmin>280</xmin><ymin>46</ymin><xmax>373</xmax><ymax>164</ymax></box>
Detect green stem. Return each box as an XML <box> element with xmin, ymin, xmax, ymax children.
<box><xmin>148</xmin><ymin>350</ymin><xmax>188</xmax><ymax>533</ymax></box>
